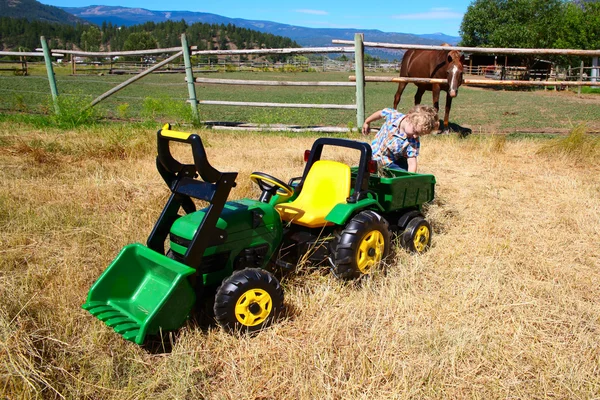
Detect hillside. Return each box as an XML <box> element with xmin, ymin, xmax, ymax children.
<box><xmin>0</xmin><ymin>17</ymin><xmax>300</xmax><ymax>59</ymax></box>
<box><xmin>61</xmin><ymin>5</ymin><xmax>461</xmax><ymax>60</ymax></box>
<box><xmin>0</xmin><ymin>0</ymin><xmax>87</xmax><ymax>25</ymax></box>
<box><xmin>0</xmin><ymin>1</ymin><xmax>461</xmax><ymax>61</ymax></box>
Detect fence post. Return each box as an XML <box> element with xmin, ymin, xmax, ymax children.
<box><xmin>579</xmin><ymin>61</ymin><xmax>584</xmax><ymax>95</ymax></box>
<box><xmin>593</xmin><ymin>57</ymin><xmax>599</xmax><ymax>89</ymax></box>
<box><xmin>354</xmin><ymin>33</ymin><xmax>365</xmax><ymax>130</ymax></box>
<box><xmin>181</xmin><ymin>33</ymin><xmax>200</xmax><ymax>123</ymax></box>
<box><xmin>40</xmin><ymin>36</ymin><xmax>59</xmax><ymax>114</ymax></box>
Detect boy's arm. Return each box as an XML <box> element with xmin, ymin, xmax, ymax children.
<box><xmin>362</xmin><ymin>110</ymin><xmax>384</xmax><ymax>135</ymax></box>
<box><xmin>407</xmin><ymin>157</ymin><xmax>417</xmax><ymax>173</ymax></box>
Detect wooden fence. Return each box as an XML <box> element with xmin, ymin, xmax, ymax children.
<box><xmin>187</xmin><ymin>41</ymin><xmax>362</xmax><ymax>125</ymax></box>
<box><xmin>2</xmin><ymin>34</ymin><xmax>600</xmax><ymax>127</ymax></box>
<box><xmin>48</xmin><ymin>59</ymin><xmax>394</xmax><ymax>75</ymax></box>
<box><xmin>14</xmin><ymin>35</ymin><xmax>360</xmax><ymax>125</ymax></box>
<box><xmin>0</xmin><ymin>49</ymin><xmax>64</xmax><ymax>76</ymax></box>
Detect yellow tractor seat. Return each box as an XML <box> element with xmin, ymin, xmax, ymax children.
<box><xmin>275</xmin><ymin>160</ymin><xmax>351</xmax><ymax>228</ymax></box>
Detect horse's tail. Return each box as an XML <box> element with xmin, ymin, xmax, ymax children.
<box><xmin>399</xmin><ymin>49</ymin><xmax>415</xmax><ymax>76</ymax></box>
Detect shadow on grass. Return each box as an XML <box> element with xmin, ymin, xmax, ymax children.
<box><xmin>202</xmin><ymin>121</ymin><xmax>330</xmax><ymax>130</ymax></box>
<box><xmin>438</xmin><ymin>120</ymin><xmax>472</xmax><ymax>138</ymax></box>
<box><xmin>141</xmin><ymin>285</ymin><xmax>296</xmax><ymax>354</ymax></box>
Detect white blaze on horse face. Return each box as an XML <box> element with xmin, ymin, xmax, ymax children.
<box><xmin>449</xmin><ymin>65</ymin><xmax>459</xmax><ymax>97</ymax></box>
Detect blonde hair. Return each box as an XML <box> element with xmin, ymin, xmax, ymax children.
<box><xmin>405</xmin><ymin>104</ymin><xmax>439</xmax><ymax>135</ymax></box>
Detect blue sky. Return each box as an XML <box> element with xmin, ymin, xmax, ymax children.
<box><xmin>40</xmin><ymin>0</ymin><xmax>472</xmax><ymax>36</ymax></box>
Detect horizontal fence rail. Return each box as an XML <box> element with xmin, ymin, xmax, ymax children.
<box><xmin>194</xmin><ymin>77</ymin><xmax>355</xmax><ymax>86</ymax></box>
<box><xmin>333</xmin><ymin>40</ymin><xmax>600</xmax><ymax>56</ymax></box>
<box><xmin>191</xmin><ymin>46</ymin><xmax>354</xmax><ymax>56</ymax></box>
<box><xmin>197</xmin><ymin>100</ymin><xmax>357</xmax><ymax>109</ymax></box>
<box><xmin>0</xmin><ymin>51</ymin><xmax>64</xmax><ymax>57</ymax></box>
<box><xmin>34</xmin><ymin>47</ymin><xmax>192</xmax><ymax>57</ymax></box>
<box><xmin>351</xmin><ymin>76</ymin><xmax>600</xmax><ymax>87</ymax></box>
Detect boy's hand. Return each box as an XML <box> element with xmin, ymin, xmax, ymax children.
<box><xmin>362</xmin><ymin>122</ymin><xmax>370</xmax><ymax>135</ymax></box>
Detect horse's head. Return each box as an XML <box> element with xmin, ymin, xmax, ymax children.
<box><xmin>446</xmin><ymin>50</ymin><xmax>465</xmax><ymax>98</ymax></box>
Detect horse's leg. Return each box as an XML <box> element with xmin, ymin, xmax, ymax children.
<box><xmin>414</xmin><ymin>86</ymin><xmax>426</xmax><ymax>105</ymax></box>
<box><xmin>444</xmin><ymin>94</ymin><xmax>453</xmax><ymax>133</ymax></box>
<box><xmin>393</xmin><ymin>82</ymin><xmax>407</xmax><ymax>109</ymax></box>
<box><xmin>432</xmin><ymin>84</ymin><xmax>442</xmax><ymax>131</ymax></box>
<box><xmin>431</xmin><ymin>84</ymin><xmax>440</xmax><ymax>112</ymax></box>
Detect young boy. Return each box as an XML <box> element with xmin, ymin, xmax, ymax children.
<box><xmin>362</xmin><ymin>105</ymin><xmax>438</xmax><ymax>173</ymax></box>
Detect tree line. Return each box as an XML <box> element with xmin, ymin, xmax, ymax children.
<box><xmin>460</xmin><ymin>0</ymin><xmax>600</xmax><ymax>67</ymax></box>
<box><xmin>0</xmin><ymin>18</ymin><xmax>300</xmax><ymax>61</ymax></box>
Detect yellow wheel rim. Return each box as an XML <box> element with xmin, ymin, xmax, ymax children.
<box><xmin>413</xmin><ymin>225</ymin><xmax>430</xmax><ymax>253</ymax></box>
<box><xmin>356</xmin><ymin>230</ymin><xmax>385</xmax><ymax>274</ymax></box>
<box><xmin>234</xmin><ymin>288</ymin><xmax>273</xmax><ymax>327</ymax></box>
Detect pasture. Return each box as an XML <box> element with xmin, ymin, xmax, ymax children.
<box><xmin>1</xmin><ymin>115</ymin><xmax>599</xmax><ymax>398</ymax></box>
<box><xmin>1</xmin><ymin>69</ymin><xmax>600</xmax><ymax>132</ymax></box>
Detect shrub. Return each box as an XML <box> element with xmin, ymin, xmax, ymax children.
<box><xmin>50</xmin><ymin>94</ymin><xmax>99</xmax><ymax>128</ymax></box>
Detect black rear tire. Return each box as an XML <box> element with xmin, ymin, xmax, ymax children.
<box><xmin>401</xmin><ymin>217</ymin><xmax>432</xmax><ymax>254</ymax></box>
<box><xmin>332</xmin><ymin>211</ymin><xmax>390</xmax><ymax>280</ymax></box>
<box><xmin>214</xmin><ymin>268</ymin><xmax>284</xmax><ymax>333</ymax></box>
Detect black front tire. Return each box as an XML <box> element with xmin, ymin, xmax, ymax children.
<box><xmin>332</xmin><ymin>211</ymin><xmax>391</xmax><ymax>280</ymax></box>
<box><xmin>214</xmin><ymin>268</ymin><xmax>284</xmax><ymax>333</ymax></box>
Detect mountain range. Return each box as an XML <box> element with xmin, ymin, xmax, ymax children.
<box><xmin>61</xmin><ymin>5</ymin><xmax>460</xmax><ymax>60</ymax></box>
<box><xmin>1</xmin><ymin>0</ymin><xmax>88</xmax><ymax>25</ymax></box>
<box><xmin>1</xmin><ymin>1</ymin><xmax>461</xmax><ymax>60</ymax></box>
<box><xmin>62</xmin><ymin>6</ymin><xmax>459</xmax><ymax>45</ymax></box>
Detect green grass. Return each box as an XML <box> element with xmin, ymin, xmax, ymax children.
<box><xmin>579</xmin><ymin>86</ymin><xmax>600</xmax><ymax>95</ymax></box>
<box><xmin>1</xmin><ymin>67</ymin><xmax>599</xmax><ymax>131</ymax></box>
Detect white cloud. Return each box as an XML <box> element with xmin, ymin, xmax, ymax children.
<box><xmin>294</xmin><ymin>9</ymin><xmax>328</xmax><ymax>16</ymax></box>
<box><xmin>304</xmin><ymin>21</ymin><xmax>357</xmax><ymax>28</ymax></box>
<box><xmin>392</xmin><ymin>8</ymin><xmax>463</xmax><ymax>20</ymax></box>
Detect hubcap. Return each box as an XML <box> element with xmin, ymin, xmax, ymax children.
<box><xmin>234</xmin><ymin>288</ymin><xmax>272</xmax><ymax>327</ymax></box>
<box><xmin>356</xmin><ymin>230</ymin><xmax>385</xmax><ymax>274</ymax></box>
<box><xmin>413</xmin><ymin>225</ymin><xmax>430</xmax><ymax>253</ymax></box>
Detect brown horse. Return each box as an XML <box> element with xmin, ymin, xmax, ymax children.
<box><xmin>393</xmin><ymin>45</ymin><xmax>464</xmax><ymax>132</ymax></box>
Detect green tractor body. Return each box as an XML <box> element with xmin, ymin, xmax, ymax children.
<box><xmin>168</xmin><ymin>198</ymin><xmax>283</xmax><ymax>286</ymax></box>
<box><xmin>83</xmin><ymin>126</ymin><xmax>436</xmax><ymax>345</ymax></box>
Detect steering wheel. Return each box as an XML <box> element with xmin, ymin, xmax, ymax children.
<box><xmin>250</xmin><ymin>172</ymin><xmax>294</xmax><ymax>203</ymax></box>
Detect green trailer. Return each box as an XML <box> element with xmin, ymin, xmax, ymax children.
<box><xmin>83</xmin><ymin>125</ymin><xmax>436</xmax><ymax>344</ymax></box>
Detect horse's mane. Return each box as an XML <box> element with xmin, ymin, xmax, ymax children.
<box><xmin>439</xmin><ymin>43</ymin><xmax>462</xmax><ymax>63</ymax></box>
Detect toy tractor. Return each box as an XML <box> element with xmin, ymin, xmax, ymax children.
<box><xmin>83</xmin><ymin>124</ymin><xmax>435</xmax><ymax>344</ymax></box>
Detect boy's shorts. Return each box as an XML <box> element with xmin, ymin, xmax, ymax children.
<box><xmin>376</xmin><ymin>158</ymin><xmax>408</xmax><ymax>176</ymax></box>
<box><xmin>377</xmin><ymin>158</ymin><xmax>408</xmax><ymax>177</ymax></box>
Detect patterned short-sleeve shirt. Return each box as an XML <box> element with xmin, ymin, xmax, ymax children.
<box><xmin>371</xmin><ymin>108</ymin><xmax>420</xmax><ymax>166</ymax></box>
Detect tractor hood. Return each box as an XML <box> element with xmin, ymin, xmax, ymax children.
<box><xmin>170</xmin><ymin>198</ymin><xmax>281</xmax><ymax>241</ymax></box>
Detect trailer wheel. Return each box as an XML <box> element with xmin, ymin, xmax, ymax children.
<box><xmin>401</xmin><ymin>217</ymin><xmax>432</xmax><ymax>254</ymax></box>
<box><xmin>214</xmin><ymin>268</ymin><xmax>284</xmax><ymax>333</ymax></box>
<box><xmin>333</xmin><ymin>211</ymin><xmax>390</xmax><ymax>280</ymax></box>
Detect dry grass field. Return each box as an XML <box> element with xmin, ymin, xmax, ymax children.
<box><xmin>1</xmin><ymin>121</ymin><xmax>599</xmax><ymax>399</ymax></box>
